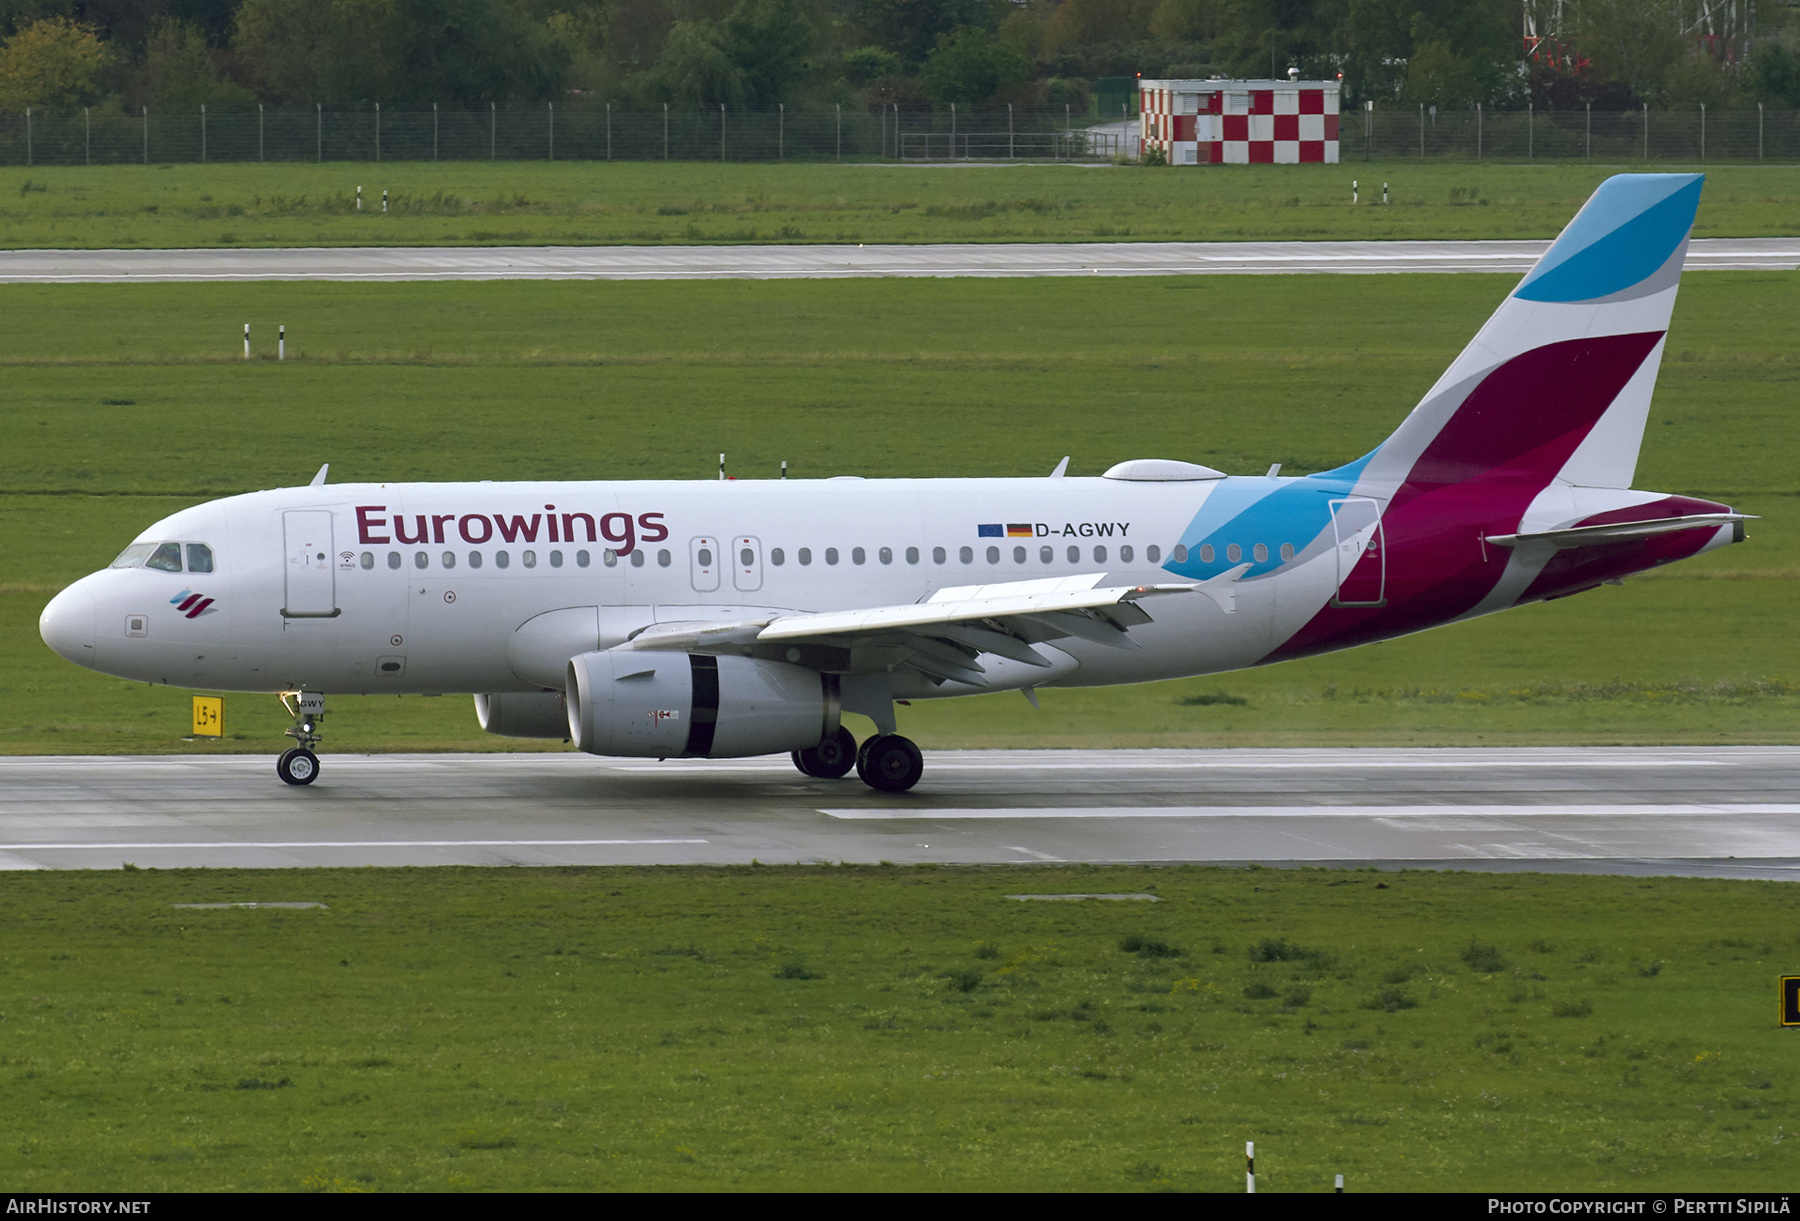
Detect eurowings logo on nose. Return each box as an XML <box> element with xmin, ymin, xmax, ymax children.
<box><xmin>169</xmin><ymin>589</ymin><xmax>217</xmax><ymax>619</ymax></box>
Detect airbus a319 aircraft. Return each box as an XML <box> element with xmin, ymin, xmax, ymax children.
<box><xmin>40</xmin><ymin>173</ymin><xmax>1746</xmax><ymax>793</ymax></box>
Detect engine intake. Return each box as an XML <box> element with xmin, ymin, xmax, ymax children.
<box><xmin>566</xmin><ymin>651</ymin><xmax>839</xmax><ymax>759</ymax></box>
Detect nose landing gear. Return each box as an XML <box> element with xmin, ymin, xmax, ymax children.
<box><xmin>277</xmin><ymin>690</ymin><xmax>325</xmax><ymax>786</ymax></box>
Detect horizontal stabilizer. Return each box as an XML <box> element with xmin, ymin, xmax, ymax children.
<box><xmin>1485</xmin><ymin>513</ymin><xmax>1749</xmax><ymax>550</ymax></box>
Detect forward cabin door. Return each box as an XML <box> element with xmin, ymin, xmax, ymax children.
<box><xmin>282</xmin><ymin>510</ymin><xmax>340</xmax><ymax>618</ymax></box>
<box><xmin>1329</xmin><ymin>498</ymin><xmax>1387</xmax><ymax>608</ymax></box>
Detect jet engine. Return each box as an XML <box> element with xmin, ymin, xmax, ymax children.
<box><xmin>474</xmin><ymin>692</ymin><xmax>568</xmax><ymax>739</ymax></box>
<box><xmin>565</xmin><ymin>651</ymin><xmax>839</xmax><ymax>759</ymax></box>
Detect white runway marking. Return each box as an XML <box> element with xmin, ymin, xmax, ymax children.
<box><xmin>823</xmin><ymin>804</ymin><xmax>1800</xmax><ymax>820</ymax></box>
<box><xmin>0</xmin><ymin>838</ymin><xmax>709</xmax><ymax>851</ymax></box>
<box><xmin>2</xmin><ymin>238</ymin><xmax>1793</xmax><ymax>283</ymax></box>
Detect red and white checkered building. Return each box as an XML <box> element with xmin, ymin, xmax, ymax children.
<box><xmin>1138</xmin><ymin>78</ymin><xmax>1341</xmax><ymax>165</ymax></box>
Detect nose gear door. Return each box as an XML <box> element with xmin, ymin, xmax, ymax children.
<box><xmin>282</xmin><ymin>510</ymin><xmax>340</xmax><ymax>618</ymax></box>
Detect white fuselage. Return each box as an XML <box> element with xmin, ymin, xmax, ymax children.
<box><xmin>49</xmin><ymin>475</ymin><xmax>1334</xmax><ymax>698</ymax></box>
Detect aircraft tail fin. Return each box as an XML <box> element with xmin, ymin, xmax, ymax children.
<box><xmin>1348</xmin><ymin>173</ymin><xmax>1702</xmax><ymax>498</ymax></box>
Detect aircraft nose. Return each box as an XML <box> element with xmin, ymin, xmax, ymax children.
<box><xmin>39</xmin><ymin>581</ymin><xmax>98</xmax><ymax>668</ymax></box>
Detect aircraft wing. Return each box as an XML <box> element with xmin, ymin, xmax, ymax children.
<box><xmin>1485</xmin><ymin>513</ymin><xmax>1750</xmax><ymax>550</ymax></box>
<box><xmin>620</xmin><ymin>571</ymin><xmax>1242</xmax><ymax>685</ymax></box>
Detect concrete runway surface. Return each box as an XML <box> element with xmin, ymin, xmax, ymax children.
<box><xmin>2</xmin><ymin>747</ymin><xmax>1797</xmax><ymax>878</ymax></box>
<box><xmin>0</xmin><ymin>238</ymin><xmax>1794</xmax><ymax>283</ymax></box>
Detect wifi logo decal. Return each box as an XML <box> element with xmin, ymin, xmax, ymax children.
<box><xmin>169</xmin><ymin>589</ymin><xmax>217</xmax><ymax>619</ymax></box>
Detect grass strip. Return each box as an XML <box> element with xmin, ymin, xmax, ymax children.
<box><xmin>1</xmin><ymin>864</ymin><xmax>1794</xmax><ymax>1192</ymax></box>
<box><xmin>2</xmin><ymin>161</ymin><xmax>1798</xmax><ymax>250</ymax></box>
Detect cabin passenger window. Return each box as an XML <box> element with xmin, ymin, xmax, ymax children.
<box><xmin>414</xmin><ymin>552</ymin><xmax>428</xmax><ymax>569</ymax></box>
<box><xmin>1227</xmin><ymin>544</ymin><xmax>1241</xmax><ymax>562</ymax></box>
<box><xmin>697</xmin><ymin>547</ymin><xmax>713</xmax><ymax>568</ymax></box>
<box><xmin>1094</xmin><ymin>545</ymin><xmax>1107</xmax><ymax>563</ymax></box>
<box><xmin>601</xmin><ymin>549</ymin><xmax>614</xmax><ymax>567</ymax></box>
<box><xmin>470</xmin><ymin>551</ymin><xmax>483</xmax><ymax>569</ymax></box>
<box><xmin>1120</xmin><ymin>545</ymin><xmax>1134</xmax><ymax>563</ymax></box>
<box><xmin>360</xmin><ymin>552</ymin><xmax>373</xmax><ymax>570</ymax></box>
<box><xmin>1039</xmin><ymin>546</ymin><xmax>1053</xmax><ymax>564</ymax></box>
<box><xmin>1254</xmin><ymin>544</ymin><xmax>1268</xmax><ymax>563</ymax></box>
<box><xmin>1013</xmin><ymin>546</ymin><xmax>1027</xmax><ymax>564</ymax></box>
<box><xmin>878</xmin><ymin>547</ymin><xmax>892</xmax><ymax>565</ymax></box>
<box><xmin>1067</xmin><ymin>546</ymin><xmax>1080</xmax><ymax>563</ymax></box>
<box><xmin>825</xmin><ymin>548</ymin><xmax>839</xmax><ymax>565</ymax></box>
<box><xmin>387</xmin><ymin>552</ymin><xmax>401</xmax><ymax>570</ymax></box>
<box><xmin>986</xmin><ymin>546</ymin><xmax>999</xmax><ymax>564</ymax></box>
<box><xmin>186</xmin><ymin>544</ymin><xmax>215</xmax><ymax>573</ymax></box>
<box><xmin>1147</xmin><ymin>545</ymin><xmax>1162</xmax><ymax>563</ymax></box>
<box><xmin>442</xmin><ymin>551</ymin><xmax>456</xmax><ymax>569</ymax></box>
<box><xmin>933</xmin><ymin>547</ymin><xmax>947</xmax><ymax>564</ymax></box>
<box><xmin>771</xmin><ymin>548</ymin><xmax>785</xmax><ymax>566</ymax></box>
<box><xmin>1173</xmin><ymin>545</ymin><xmax>1188</xmax><ymax>563</ymax></box>
<box><xmin>852</xmin><ymin>547</ymin><xmax>866</xmax><ymax>565</ymax></box>
<box><xmin>657</xmin><ymin>549</ymin><xmax>671</xmax><ymax>567</ymax></box>
<box><xmin>1200</xmin><ymin>544</ymin><xmax>1214</xmax><ymax>563</ymax></box>
<box><xmin>146</xmin><ymin>542</ymin><xmax>183</xmax><ymax>572</ymax></box>
<box><xmin>798</xmin><ymin>547</ymin><xmax>812</xmax><ymax>566</ymax></box>
<box><xmin>906</xmin><ymin>547</ymin><xmax>919</xmax><ymax>565</ymax></box>
<box><xmin>630</xmin><ymin>551</ymin><xmax>645</xmax><ymax>568</ymax></box>
<box><xmin>523</xmin><ymin>550</ymin><xmax>537</xmax><ymax>568</ymax></box>
<box><xmin>550</xmin><ymin>550</ymin><xmax>564</xmax><ymax>568</ymax></box>
<box><xmin>577</xmin><ymin>550</ymin><xmax>590</xmax><ymax>568</ymax></box>
<box><xmin>1280</xmin><ymin>543</ymin><xmax>1295</xmax><ymax>560</ymax></box>
<box><xmin>497</xmin><ymin>550</ymin><xmax>511</xmax><ymax>568</ymax></box>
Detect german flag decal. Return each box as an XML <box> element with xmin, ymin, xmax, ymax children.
<box><xmin>1006</xmin><ymin>524</ymin><xmax>1034</xmax><ymax>537</ymax></box>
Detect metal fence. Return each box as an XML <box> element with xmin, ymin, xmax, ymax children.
<box><xmin>0</xmin><ymin>104</ymin><xmax>1117</xmax><ymax>166</ymax></box>
<box><xmin>1346</xmin><ymin>104</ymin><xmax>1800</xmax><ymax>162</ymax></box>
<box><xmin>1</xmin><ymin>104</ymin><xmax>1796</xmax><ymax>166</ymax></box>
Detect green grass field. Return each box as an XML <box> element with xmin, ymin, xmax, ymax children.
<box><xmin>2</xmin><ymin>160</ymin><xmax>1798</xmax><ymax>249</ymax></box>
<box><xmin>1</xmin><ymin>272</ymin><xmax>1794</xmax><ymax>754</ymax></box>
<box><xmin>2</xmin><ymin>865</ymin><xmax>1794</xmax><ymax>1192</ymax></box>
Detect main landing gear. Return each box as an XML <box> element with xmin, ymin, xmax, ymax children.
<box><xmin>277</xmin><ymin>690</ymin><xmax>325</xmax><ymax>786</ymax></box>
<box><xmin>791</xmin><ymin>726</ymin><xmax>924</xmax><ymax>793</ymax></box>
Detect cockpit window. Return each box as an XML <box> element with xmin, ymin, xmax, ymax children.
<box><xmin>109</xmin><ymin>541</ymin><xmax>216</xmax><ymax>573</ymax></box>
<box><xmin>110</xmin><ymin>543</ymin><xmax>156</xmax><ymax>569</ymax></box>
<box><xmin>145</xmin><ymin>543</ymin><xmax>183</xmax><ymax>572</ymax></box>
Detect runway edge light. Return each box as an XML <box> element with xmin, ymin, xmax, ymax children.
<box><xmin>192</xmin><ymin>695</ymin><xmax>223</xmax><ymax>739</ymax></box>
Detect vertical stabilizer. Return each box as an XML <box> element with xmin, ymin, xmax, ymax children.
<box><xmin>1353</xmin><ymin>173</ymin><xmax>1702</xmax><ymax>497</ymax></box>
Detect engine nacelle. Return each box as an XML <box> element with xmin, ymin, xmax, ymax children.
<box><xmin>474</xmin><ymin>692</ymin><xmax>569</xmax><ymax>740</ymax></box>
<box><xmin>566</xmin><ymin>651</ymin><xmax>838</xmax><ymax>759</ymax></box>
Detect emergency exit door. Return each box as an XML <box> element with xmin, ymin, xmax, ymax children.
<box><xmin>282</xmin><ymin>510</ymin><xmax>340</xmax><ymax>618</ymax></box>
<box><xmin>1329</xmin><ymin>498</ymin><xmax>1387</xmax><ymax>608</ymax></box>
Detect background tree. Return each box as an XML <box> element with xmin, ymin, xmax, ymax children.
<box><xmin>0</xmin><ymin>15</ymin><xmax>105</xmax><ymax>109</ymax></box>
<box><xmin>918</xmin><ymin>25</ymin><xmax>1031</xmax><ymax>103</ymax></box>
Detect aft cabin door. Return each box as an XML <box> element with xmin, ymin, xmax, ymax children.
<box><xmin>282</xmin><ymin>510</ymin><xmax>340</xmax><ymax>618</ymax></box>
<box><xmin>1329</xmin><ymin>498</ymin><xmax>1387</xmax><ymax>608</ymax></box>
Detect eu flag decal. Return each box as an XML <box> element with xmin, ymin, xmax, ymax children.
<box><xmin>977</xmin><ymin>524</ymin><xmax>1003</xmax><ymax>538</ymax></box>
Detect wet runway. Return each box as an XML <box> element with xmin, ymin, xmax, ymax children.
<box><xmin>2</xmin><ymin>748</ymin><xmax>1797</xmax><ymax>879</ymax></box>
<box><xmin>0</xmin><ymin>238</ymin><xmax>1794</xmax><ymax>282</ymax></box>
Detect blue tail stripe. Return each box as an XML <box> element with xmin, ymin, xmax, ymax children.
<box><xmin>1514</xmin><ymin>174</ymin><xmax>1702</xmax><ymax>304</ymax></box>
